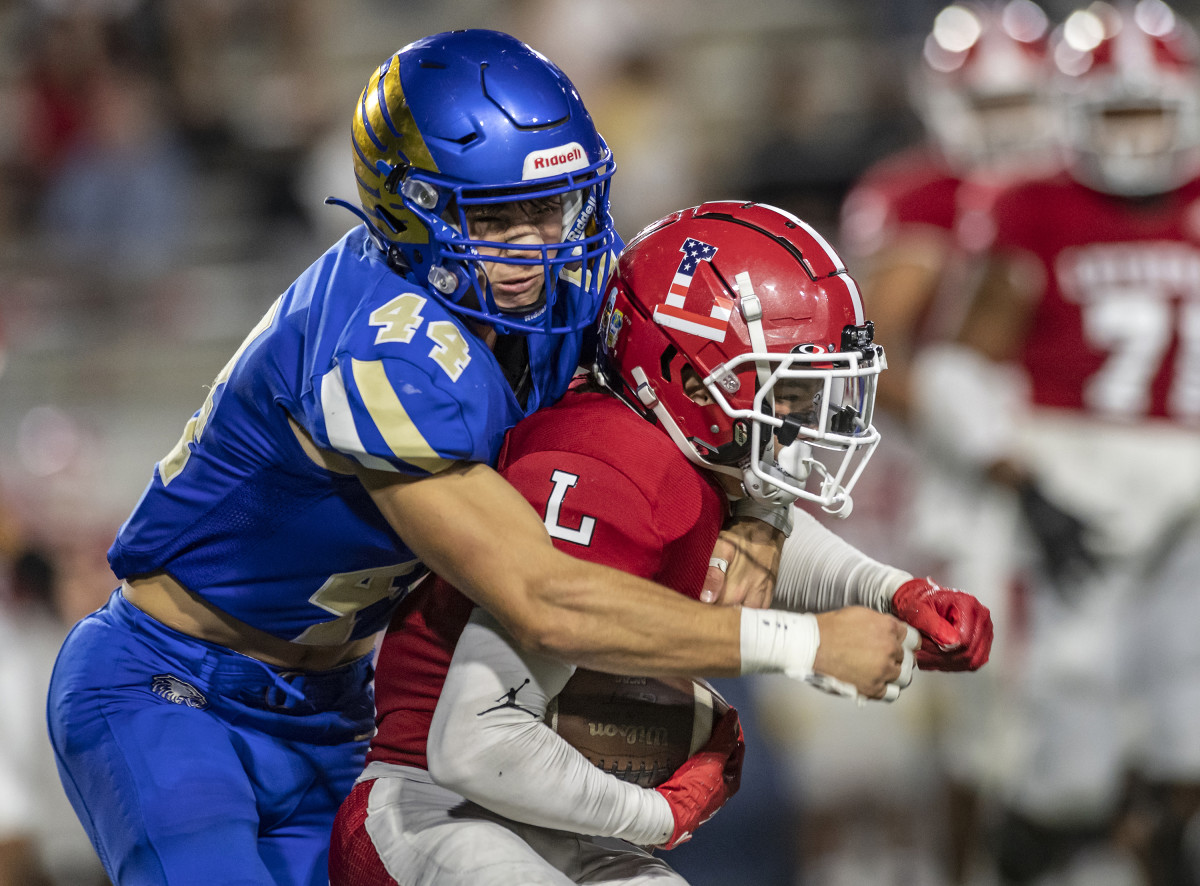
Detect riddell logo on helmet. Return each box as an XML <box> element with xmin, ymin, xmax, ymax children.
<box><xmin>522</xmin><ymin>143</ymin><xmax>588</xmax><ymax>179</ymax></box>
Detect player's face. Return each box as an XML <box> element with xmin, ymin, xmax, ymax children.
<box><xmin>682</xmin><ymin>368</ymin><xmax>825</xmax><ymax>440</ymax></box>
<box><xmin>465</xmin><ymin>196</ymin><xmax>565</xmax><ymax>311</ymax></box>
<box><xmin>972</xmin><ymin>91</ymin><xmax>1050</xmax><ymax>159</ymax></box>
<box><xmin>1092</xmin><ymin>105</ymin><xmax>1177</xmax><ymax>159</ymax></box>
<box><xmin>772</xmin><ymin>377</ymin><xmax>824</xmax><ymax>428</ymax></box>
<box><xmin>681</xmin><ymin>366</ymin><xmax>711</xmax><ymax>405</ymax></box>
<box><xmin>683</xmin><ymin>367</ymin><xmax>825</xmax><ymax>459</ymax></box>
<box><xmin>770</xmin><ymin>376</ymin><xmax>827</xmax><ymax>488</ymax></box>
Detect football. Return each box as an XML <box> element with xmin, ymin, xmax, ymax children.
<box><xmin>544</xmin><ymin>669</ymin><xmax>730</xmax><ymax>788</ymax></box>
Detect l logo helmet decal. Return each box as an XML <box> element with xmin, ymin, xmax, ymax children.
<box><xmin>652</xmin><ymin>238</ymin><xmax>732</xmax><ymax>342</ymax></box>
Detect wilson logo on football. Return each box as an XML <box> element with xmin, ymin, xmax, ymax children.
<box><xmin>652</xmin><ymin>238</ymin><xmax>732</xmax><ymax>342</ymax></box>
<box><xmin>522</xmin><ymin>142</ymin><xmax>587</xmax><ymax>179</ymax></box>
<box><xmin>587</xmin><ymin>722</ymin><xmax>670</xmax><ymax>747</ymax></box>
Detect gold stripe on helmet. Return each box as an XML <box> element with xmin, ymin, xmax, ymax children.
<box><xmin>352</xmin><ymin>58</ymin><xmax>439</xmax><ymax>246</ymax></box>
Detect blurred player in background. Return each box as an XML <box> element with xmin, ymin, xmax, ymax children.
<box><xmin>915</xmin><ymin>2</ymin><xmax>1200</xmax><ymax>882</ymax></box>
<box><xmin>774</xmin><ymin>4</ymin><xmax>1060</xmax><ymax>883</ymax></box>
<box><xmin>840</xmin><ymin>0</ymin><xmax>1059</xmax><ymax>424</ymax></box>
<box><xmin>44</xmin><ymin>31</ymin><xmax>838</xmax><ymax>886</ymax></box>
<box><xmin>329</xmin><ymin>201</ymin><xmax>994</xmax><ymax>885</ymax></box>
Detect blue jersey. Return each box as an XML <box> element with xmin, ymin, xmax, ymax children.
<box><xmin>108</xmin><ymin>226</ymin><xmax>608</xmax><ymax>642</ymax></box>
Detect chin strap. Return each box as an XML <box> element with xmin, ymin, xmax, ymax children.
<box><xmin>621</xmin><ymin>357</ymin><xmax>806</xmax><ymax>535</ymax></box>
<box><xmin>729</xmin><ymin>496</ymin><xmax>795</xmax><ymax>537</ymax></box>
<box><xmin>734</xmin><ymin>271</ymin><xmax>772</xmax><ymax>390</ymax></box>
<box><xmin>324</xmin><ymin>197</ymin><xmax>393</xmax><ymax>257</ymax></box>
<box><xmin>733</xmin><ymin>271</ymin><xmax>802</xmax><ymax>510</ymax></box>
<box><xmin>629</xmin><ymin>366</ymin><xmax>744</xmax><ymax>488</ymax></box>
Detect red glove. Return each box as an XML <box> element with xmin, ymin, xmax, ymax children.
<box><xmin>653</xmin><ymin>708</ymin><xmax>745</xmax><ymax>849</ymax></box>
<box><xmin>891</xmin><ymin>577</ymin><xmax>993</xmax><ymax>672</ymax></box>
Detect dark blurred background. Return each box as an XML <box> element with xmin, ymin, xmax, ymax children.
<box><xmin>2</xmin><ymin>2</ymin><xmax>1199</xmax><ymax>884</ymax></box>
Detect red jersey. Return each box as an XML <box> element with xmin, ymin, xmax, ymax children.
<box><xmin>367</xmin><ymin>390</ymin><xmax>728</xmax><ymax>769</ymax></box>
<box><xmin>985</xmin><ymin>171</ymin><xmax>1200</xmax><ymax>422</ymax></box>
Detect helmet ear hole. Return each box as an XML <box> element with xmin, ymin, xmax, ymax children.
<box><xmin>376</xmin><ymin>208</ymin><xmax>408</xmax><ymax>234</ymax></box>
<box><xmin>680</xmin><ymin>365</ymin><xmax>712</xmax><ymax>406</ymax></box>
<box><xmin>660</xmin><ymin>345</ymin><xmax>677</xmax><ymax>382</ymax></box>
<box><xmin>384</xmin><ymin>163</ymin><xmax>408</xmax><ymax>194</ymax></box>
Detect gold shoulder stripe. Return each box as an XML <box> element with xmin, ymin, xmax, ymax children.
<box><xmin>351</xmin><ymin>359</ymin><xmax>454</xmax><ymax>474</ymax></box>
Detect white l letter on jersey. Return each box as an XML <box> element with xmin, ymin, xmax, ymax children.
<box><xmin>543</xmin><ymin>470</ymin><xmax>596</xmax><ymax>546</ymax></box>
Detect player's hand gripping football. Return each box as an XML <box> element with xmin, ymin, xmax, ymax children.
<box><xmin>891</xmin><ymin>577</ymin><xmax>993</xmax><ymax>672</ymax></box>
<box><xmin>653</xmin><ymin>708</ymin><xmax>745</xmax><ymax>850</ymax></box>
<box><xmin>702</xmin><ymin>517</ymin><xmax>784</xmax><ymax>608</ymax></box>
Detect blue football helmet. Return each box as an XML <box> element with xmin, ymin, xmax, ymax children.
<box><xmin>340</xmin><ymin>29</ymin><xmax>618</xmax><ymax>335</ymax></box>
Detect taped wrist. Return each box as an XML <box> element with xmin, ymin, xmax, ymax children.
<box><xmin>775</xmin><ymin>508</ymin><xmax>912</xmax><ymax>614</ymax></box>
<box><xmin>739</xmin><ymin>608</ymin><xmax>820</xmax><ymax>678</ymax></box>
<box><xmin>729</xmin><ymin>497</ymin><xmax>795</xmax><ymax>537</ymax></box>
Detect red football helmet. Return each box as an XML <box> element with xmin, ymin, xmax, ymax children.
<box><xmin>915</xmin><ymin>0</ymin><xmax>1058</xmax><ymax>175</ymax></box>
<box><xmin>1051</xmin><ymin>0</ymin><xmax>1200</xmax><ymax>195</ymax></box>
<box><xmin>594</xmin><ymin>202</ymin><xmax>885</xmax><ymax>516</ymax></box>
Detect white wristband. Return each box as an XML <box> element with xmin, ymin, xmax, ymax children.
<box><xmin>738</xmin><ymin>608</ymin><xmax>819</xmax><ymax>678</ymax></box>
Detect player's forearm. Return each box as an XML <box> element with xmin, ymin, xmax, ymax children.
<box><xmin>498</xmin><ymin>549</ymin><xmax>828</xmax><ymax>684</ymax></box>
<box><xmin>774</xmin><ymin>508</ymin><xmax>911</xmax><ymax>614</ymax></box>
<box><xmin>365</xmin><ymin>460</ymin><xmax>817</xmax><ymax>678</ymax></box>
<box><xmin>505</xmin><ymin>551</ymin><xmax>746</xmax><ymax>677</ymax></box>
<box><xmin>428</xmin><ymin>609</ymin><xmax>673</xmax><ymax>845</ymax></box>
<box><xmin>364</xmin><ymin>461</ymin><xmax>744</xmax><ymax>676</ymax></box>
<box><xmin>860</xmin><ymin>247</ymin><xmax>947</xmax><ymax>421</ymax></box>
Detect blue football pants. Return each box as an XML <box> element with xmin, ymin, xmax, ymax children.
<box><xmin>47</xmin><ymin>590</ymin><xmax>374</xmax><ymax>885</ymax></box>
